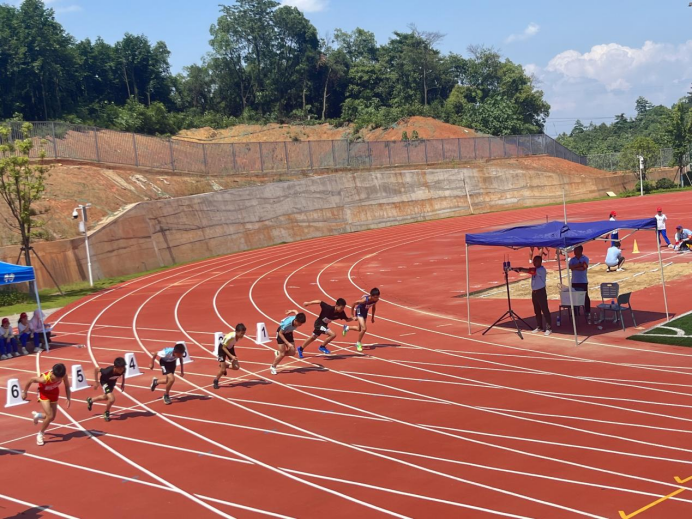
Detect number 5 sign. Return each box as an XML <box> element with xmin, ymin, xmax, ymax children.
<box><xmin>71</xmin><ymin>365</ymin><xmax>90</xmax><ymax>392</ymax></box>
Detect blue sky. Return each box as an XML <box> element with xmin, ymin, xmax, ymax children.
<box><xmin>34</xmin><ymin>0</ymin><xmax>693</xmax><ymax>135</ymax></box>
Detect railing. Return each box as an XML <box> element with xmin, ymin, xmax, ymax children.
<box><xmin>586</xmin><ymin>148</ymin><xmax>688</xmax><ymax>172</ymax></box>
<box><xmin>2</xmin><ymin>121</ymin><xmax>588</xmax><ymax>174</ymax></box>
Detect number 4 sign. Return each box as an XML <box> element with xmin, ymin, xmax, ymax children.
<box><xmin>124</xmin><ymin>353</ymin><xmax>142</xmax><ymax>379</ymax></box>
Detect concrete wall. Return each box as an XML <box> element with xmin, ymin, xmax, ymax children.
<box><xmin>0</xmin><ymin>164</ymin><xmax>677</xmax><ymax>289</ymax></box>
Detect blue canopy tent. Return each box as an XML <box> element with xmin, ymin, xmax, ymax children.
<box><xmin>0</xmin><ymin>261</ymin><xmax>51</xmax><ymax>351</ymax></box>
<box><xmin>464</xmin><ymin>218</ymin><xmax>668</xmax><ymax>345</ymax></box>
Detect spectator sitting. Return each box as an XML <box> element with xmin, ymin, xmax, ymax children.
<box><xmin>17</xmin><ymin>312</ymin><xmax>32</xmax><ymax>355</ymax></box>
<box><xmin>674</xmin><ymin>226</ymin><xmax>692</xmax><ymax>253</ymax></box>
<box><xmin>605</xmin><ymin>241</ymin><xmax>626</xmax><ymax>272</ymax></box>
<box><xmin>1</xmin><ymin>318</ymin><xmax>20</xmax><ymax>359</ymax></box>
<box><xmin>30</xmin><ymin>309</ymin><xmax>52</xmax><ymax>353</ymax></box>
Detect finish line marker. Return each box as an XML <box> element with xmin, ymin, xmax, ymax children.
<box><xmin>618</xmin><ymin>476</ymin><xmax>691</xmax><ymax>519</ymax></box>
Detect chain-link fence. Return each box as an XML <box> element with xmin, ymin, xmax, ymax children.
<box><xmin>2</xmin><ymin>121</ymin><xmax>590</xmax><ymax>175</ymax></box>
<box><xmin>586</xmin><ymin>148</ymin><xmax>689</xmax><ymax>172</ymax></box>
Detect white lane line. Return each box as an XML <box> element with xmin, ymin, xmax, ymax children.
<box><xmin>34</xmin><ymin>352</ymin><xmax>235</xmax><ymax>519</ymax></box>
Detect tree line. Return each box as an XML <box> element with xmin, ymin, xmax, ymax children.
<box><xmin>556</xmin><ymin>95</ymin><xmax>692</xmax><ymax>172</ymax></box>
<box><xmin>0</xmin><ymin>0</ymin><xmax>549</xmax><ymax>137</ymax></box>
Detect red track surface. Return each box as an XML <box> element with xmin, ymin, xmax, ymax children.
<box><xmin>1</xmin><ymin>192</ymin><xmax>691</xmax><ymax>519</ymax></box>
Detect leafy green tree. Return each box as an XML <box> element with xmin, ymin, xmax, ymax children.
<box><xmin>666</xmin><ymin>94</ymin><xmax>692</xmax><ymax>173</ymax></box>
<box><xmin>619</xmin><ymin>136</ymin><xmax>659</xmax><ymax>175</ymax></box>
<box><xmin>0</xmin><ymin>123</ymin><xmax>51</xmax><ymax>272</ymax></box>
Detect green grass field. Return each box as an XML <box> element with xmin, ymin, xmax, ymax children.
<box><xmin>628</xmin><ymin>313</ymin><xmax>692</xmax><ymax>347</ymax></box>
<box><xmin>0</xmin><ymin>267</ymin><xmax>170</xmax><ymax>316</ymax></box>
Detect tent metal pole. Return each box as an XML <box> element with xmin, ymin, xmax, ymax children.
<box><xmin>32</xmin><ymin>274</ymin><xmax>50</xmax><ymax>353</ymax></box>
<box><xmin>655</xmin><ymin>228</ymin><xmax>670</xmax><ymax>320</ymax></box>
<box><xmin>565</xmin><ymin>249</ymin><xmax>579</xmax><ymax>346</ymax></box>
<box><xmin>466</xmin><ymin>243</ymin><xmax>471</xmax><ymax>334</ymax></box>
<box><xmin>557</xmin><ymin>248</ymin><xmax>563</xmax><ymax>285</ymax></box>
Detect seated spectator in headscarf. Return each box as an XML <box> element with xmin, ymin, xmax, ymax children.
<box><xmin>30</xmin><ymin>309</ymin><xmax>52</xmax><ymax>352</ymax></box>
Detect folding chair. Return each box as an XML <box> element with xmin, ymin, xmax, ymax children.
<box><xmin>596</xmin><ymin>283</ymin><xmax>619</xmax><ymax>324</ymax></box>
<box><xmin>613</xmin><ymin>292</ymin><xmax>637</xmax><ymax>331</ymax></box>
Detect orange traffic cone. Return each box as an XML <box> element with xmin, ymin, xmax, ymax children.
<box><xmin>632</xmin><ymin>240</ymin><xmax>640</xmax><ymax>254</ymax></box>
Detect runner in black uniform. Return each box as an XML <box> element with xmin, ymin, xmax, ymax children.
<box><xmin>298</xmin><ymin>298</ymin><xmax>355</xmax><ymax>358</ymax></box>
<box><xmin>86</xmin><ymin>357</ymin><xmax>126</xmax><ymax>422</ymax></box>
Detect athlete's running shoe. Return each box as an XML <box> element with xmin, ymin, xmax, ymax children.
<box><xmin>297</xmin><ymin>346</ymin><xmax>304</xmax><ymax>359</ymax></box>
<box><xmin>36</xmin><ymin>432</ymin><xmax>44</xmax><ymax>446</ymax></box>
<box><xmin>103</xmin><ymin>411</ymin><xmax>111</xmax><ymax>422</ymax></box>
<box><xmin>32</xmin><ymin>411</ymin><xmax>43</xmax><ymax>425</ymax></box>
<box><xmin>356</xmin><ymin>342</ymin><xmax>363</xmax><ymax>352</ymax></box>
<box><xmin>163</xmin><ymin>394</ymin><xmax>172</xmax><ymax>405</ymax></box>
<box><xmin>86</xmin><ymin>397</ymin><xmax>93</xmax><ymax>411</ymax></box>
<box><xmin>213</xmin><ymin>379</ymin><xmax>219</xmax><ymax>390</ymax></box>
<box><xmin>342</xmin><ymin>325</ymin><xmax>349</xmax><ymax>337</ymax></box>
<box><xmin>270</xmin><ymin>365</ymin><xmax>277</xmax><ymax>375</ymax></box>
<box><xmin>150</xmin><ymin>378</ymin><xmax>159</xmax><ymax>391</ymax></box>
<box><xmin>318</xmin><ymin>346</ymin><xmax>331</xmax><ymax>355</ymax></box>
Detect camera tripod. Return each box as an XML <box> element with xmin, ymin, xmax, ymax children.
<box><xmin>482</xmin><ymin>263</ymin><xmax>531</xmax><ymax>339</ymax></box>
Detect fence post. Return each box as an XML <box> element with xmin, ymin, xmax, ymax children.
<box><xmin>529</xmin><ymin>135</ymin><xmax>534</xmax><ymax>155</ymax></box>
<box><xmin>231</xmin><ymin>143</ymin><xmax>237</xmax><ymax>172</ymax></box>
<box><xmin>258</xmin><ymin>142</ymin><xmax>264</xmax><ymax>172</ymax></box>
<box><xmin>387</xmin><ymin>142</ymin><xmax>392</xmax><ymax>166</ymax></box>
<box><xmin>424</xmin><ymin>140</ymin><xmax>428</xmax><ymax>164</ymax></box>
<box><xmin>308</xmin><ymin>141</ymin><xmax>314</xmax><ymax>170</ymax></box>
<box><xmin>346</xmin><ymin>140</ymin><xmax>350</xmax><ymax>167</ymax></box>
<box><xmin>457</xmin><ymin>138</ymin><xmax>461</xmax><ymax>160</ymax></box>
<box><xmin>284</xmin><ymin>141</ymin><xmax>290</xmax><ymax>172</ymax></box>
<box><xmin>367</xmin><ymin>141</ymin><xmax>372</xmax><ymax>168</ymax></box>
<box><xmin>331</xmin><ymin>140</ymin><xmax>336</xmax><ymax>167</ymax></box>
<box><xmin>473</xmin><ymin>137</ymin><xmax>477</xmax><ymax>159</ymax></box>
<box><xmin>551</xmin><ymin>138</ymin><xmax>556</xmax><ymax>157</ymax></box>
<box><xmin>516</xmin><ymin>136</ymin><xmax>520</xmax><ymax>157</ymax></box>
<box><xmin>202</xmin><ymin>142</ymin><xmax>208</xmax><ymax>174</ymax></box>
<box><xmin>169</xmin><ymin>139</ymin><xmax>175</xmax><ymax>171</ymax></box>
<box><xmin>502</xmin><ymin>136</ymin><xmax>506</xmax><ymax>157</ymax></box>
<box><xmin>406</xmin><ymin>142</ymin><xmax>410</xmax><ymax>164</ymax></box>
<box><xmin>132</xmin><ymin>133</ymin><xmax>139</xmax><ymax>167</ymax></box>
<box><xmin>487</xmin><ymin>137</ymin><xmax>491</xmax><ymax>158</ymax></box>
<box><xmin>93</xmin><ymin>128</ymin><xmax>100</xmax><ymax>162</ymax></box>
<box><xmin>50</xmin><ymin>122</ymin><xmax>58</xmax><ymax>158</ymax></box>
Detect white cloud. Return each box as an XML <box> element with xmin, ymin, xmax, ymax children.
<box><xmin>280</xmin><ymin>0</ymin><xmax>328</xmax><ymax>12</ymax></box>
<box><xmin>55</xmin><ymin>5</ymin><xmax>82</xmax><ymax>13</ymax></box>
<box><xmin>505</xmin><ymin>23</ymin><xmax>540</xmax><ymax>44</ymax></box>
<box><xmin>546</xmin><ymin>40</ymin><xmax>691</xmax><ymax>91</ymax></box>
<box><xmin>530</xmin><ymin>40</ymin><xmax>692</xmax><ymax>136</ymax></box>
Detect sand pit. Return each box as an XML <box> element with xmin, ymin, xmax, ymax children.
<box><xmin>473</xmin><ymin>260</ymin><xmax>692</xmax><ymax>299</ymax></box>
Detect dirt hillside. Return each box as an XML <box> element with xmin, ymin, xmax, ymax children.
<box><xmin>176</xmin><ymin>116</ymin><xmax>481</xmax><ymax>143</ymax></box>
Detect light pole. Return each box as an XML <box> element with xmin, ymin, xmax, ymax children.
<box><xmin>637</xmin><ymin>155</ymin><xmax>644</xmax><ymax>196</ymax></box>
<box><xmin>72</xmin><ymin>203</ymin><xmax>93</xmax><ymax>287</ymax></box>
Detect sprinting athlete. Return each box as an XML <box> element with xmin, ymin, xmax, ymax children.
<box><xmin>87</xmin><ymin>357</ymin><xmax>126</xmax><ymax>422</ymax></box>
<box><xmin>298</xmin><ymin>298</ymin><xmax>354</xmax><ymax>357</ymax></box>
<box><xmin>271</xmin><ymin>310</ymin><xmax>306</xmax><ymax>375</ymax></box>
<box><xmin>22</xmin><ymin>363</ymin><xmax>71</xmax><ymax>446</ymax></box>
<box><xmin>214</xmin><ymin>324</ymin><xmax>247</xmax><ymax>389</ymax></box>
<box><xmin>149</xmin><ymin>343</ymin><xmax>186</xmax><ymax>405</ymax></box>
<box><xmin>344</xmin><ymin>288</ymin><xmax>380</xmax><ymax>352</ymax></box>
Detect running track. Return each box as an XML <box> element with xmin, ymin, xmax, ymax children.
<box><xmin>1</xmin><ymin>191</ymin><xmax>690</xmax><ymax>519</ymax></box>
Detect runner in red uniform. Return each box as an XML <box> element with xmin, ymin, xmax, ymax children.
<box><xmin>22</xmin><ymin>363</ymin><xmax>71</xmax><ymax>446</ymax></box>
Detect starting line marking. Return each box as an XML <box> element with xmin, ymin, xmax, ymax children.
<box><xmin>618</xmin><ymin>476</ymin><xmax>692</xmax><ymax>519</ymax></box>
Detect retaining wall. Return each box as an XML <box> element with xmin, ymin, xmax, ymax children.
<box><xmin>0</xmin><ymin>164</ymin><xmax>676</xmax><ymax>289</ymax></box>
